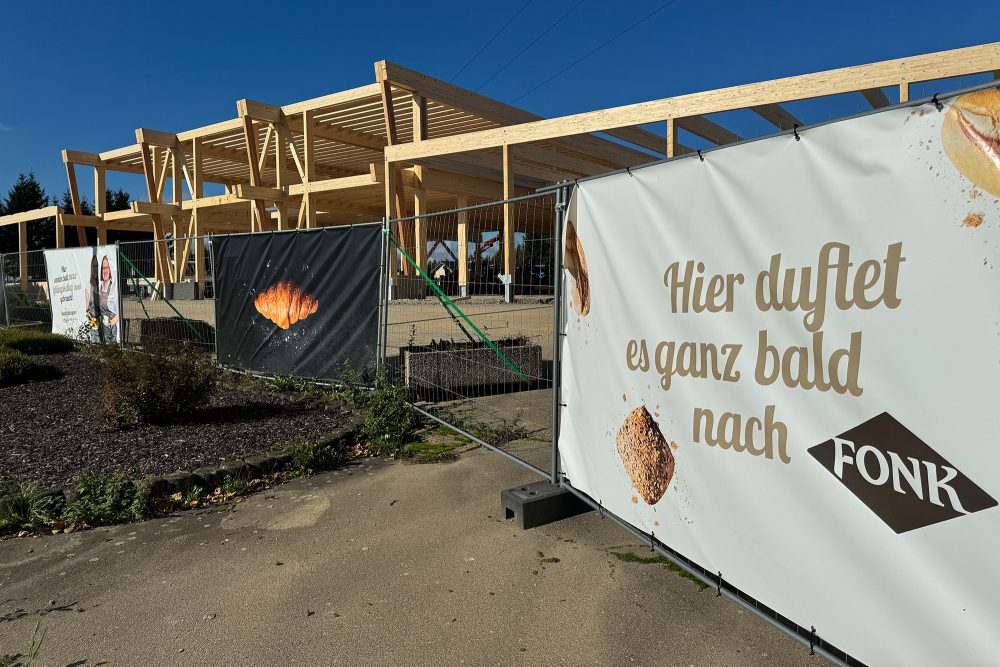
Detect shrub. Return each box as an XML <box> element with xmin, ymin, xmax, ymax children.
<box><xmin>0</xmin><ymin>482</ymin><xmax>62</xmax><ymax>534</ymax></box>
<box><xmin>359</xmin><ymin>367</ymin><xmax>415</xmax><ymax>456</ymax></box>
<box><xmin>0</xmin><ymin>330</ymin><xmax>74</xmax><ymax>355</ymax></box>
<box><xmin>283</xmin><ymin>435</ymin><xmax>354</xmax><ymax>475</ymax></box>
<box><xmin>0</xmin><ymin>348</ymin><xmax>37</xmax><ymax>388</ymax></box>
<box><xmin>96</xmin><ymin>342</ymin><xmax>217</xmax><ymax>427</ymax></box>
<box><xmin>62</xmin><ymin>470</ymin><xmax>151</xmax><ymax>527</ymax></box>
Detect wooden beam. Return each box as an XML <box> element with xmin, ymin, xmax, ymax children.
<box><xmin>861</xmin><ymin>88</ymin><xmax>891</xmax><ymax>108</ymax></box>
<box><xmin>62</xmin><ymin>150</ymin><xmax>105</xmax><ymax>168</ymax></box>
<box><xmin>18</xmin><ymin>221</ymin><xmax>27</xmax><ymax>289</ymax></box>
<box><xmin>677</xmin><ymin>116</ymin><xmax>741</xmax><ymax>145</ymax></box>
<box><xmin>287</xmin><ymin>173</ymin><xmax>378</xmax><ymax>196</ymax></box>
<box><xmin>135</xmin><ymin>128</ymin><xmax>178</xmax><ymax>148</ymax></box>
<box><xmin>899</xmin><ymin>82</ymin><xmax>910</xmax><ymax>103</ymax></box>
<box><xmin>413</xmin><ymin>95</ymin><xmax>428</xmax><ymax>274</ymax></box>
<box><xmin>302</xmin><ymin>110</ymin><xmax>317</xmax><ymax>228</ymax></box>
<box><xmin>130</xmin><ymin>201</ymin><xmax>182</xmax><ymax>216</ymax></box>
<box><xmin>62</xmin><ymin>160</ymin><xmax>88</xmax><ymax>245</ymax></box>
<box><xmin>0</xmin><ymin>206</ymin><xmax>62</xmax><ymax>226</ymax></box>
<box><xmin>192</xmin><ymin>138</ymin><xmax>205</xmax><ymax>198</ymax></box>
<box><xmin>377</xmin><ymin>60</ymin><xmax>654</xmax><ymax>166</ymax></box>
<box><xmin>241</xmin><ymin>115</ymin><xmax>270</xmax><ymax>232</ymax></box>
<box><xmin>457</xmin><ymin>194</ymin><xmax>469</xmax><ymax>295</ymax></box>
<box><xmin>384</xmin><ymin>41</ymin><xmax>1000</xmax><ymax>162</ymax></box>
<box><xmin>94</xmin><ymin>167</ymin><xmax>107</xmax><ymax>216</ymax></box>
<box><xmin>235</xmin><ymin>184</ymin><xmax>285</xmax><ymax>200</ymax></box>
<box><xmin>666</xmin><ymin>118</ymin><xmax>677</xmax><ymax>158</ymax></box>
<box><xmin>751</xmin><ymin>103</ymin><xmax>801</xmax><ymax>129</ymax></box>
<box><xmin>502</xmin><ymin>144</ymin><xmax>514</xmax><ymax>278</ymax></box>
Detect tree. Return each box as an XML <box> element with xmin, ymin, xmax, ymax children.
<box><xmin>58</xmin><ymin>189</ymin><xmax>94</xmax><ymax>216</ymax></box>
<box><xmin>0</xmin><ymin>173</ymin><xmax>51</xmax><ymax>252</ymax></box>
<box><xmin>105</xmin><ymin>187</ymin><xmax>130</xmax><ymax>212</ymax></box>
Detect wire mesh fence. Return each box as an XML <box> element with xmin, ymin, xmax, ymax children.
<box><xmin>384</xmin><ymin>192</ymin><xmax>558</xmax><ymax>476</ymax></box>
<box><xmin>117</xmin><ymin>235</ymin><xmax>216</xmax><ymax>352</ymax></box>
<box><xmin>1</xmin><ymin>249</ymin><xmax>51</xmax><ymax>330</ymax></box>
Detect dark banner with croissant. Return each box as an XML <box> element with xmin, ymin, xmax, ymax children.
<box><xmin>213</xmin><ymin>223</ymin><xmax>381</xmax><ymax>379</ymax></box>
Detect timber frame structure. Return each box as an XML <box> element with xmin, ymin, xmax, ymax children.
<box><xmin>3</xmin><ymin>42</ymin><xmax>1000</xmax><ymax>292</ymax></box>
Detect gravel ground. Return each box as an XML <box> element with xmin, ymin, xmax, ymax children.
<box><xmin>0</xmin><ymin>352</ymin><xmax>353</xmax><ymax>489</ymax></box>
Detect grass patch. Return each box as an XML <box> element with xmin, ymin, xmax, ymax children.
<box><xmin>0</xmin><ymin>482</ymin><xmax>61</xmax><ymax>535</ymax></box>
<box><xmin>432</xmin><ymin>412</ymin><xmax>530</xmax><ymax>446</ymax></box>
<box><xmin>611</xmin><ymin>551</ymin><xmax>709</xmax><ymax>591</ymax></box>
<box><xmin>402</xmin><ymin>441</ymin><xmax>462</xmax><ymax>463</ymax></box>
<box><xmin>0</xmin><ymin>329</ymin><xmax>74</xmax><ymax>355</ymax></box>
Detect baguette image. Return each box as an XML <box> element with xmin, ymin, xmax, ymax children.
<box><xmin>254</xmin><ymin>281</ymin><xmax>319</xmax><ymax>330</ymax></box>
<box><xmin>616</xmin><ymin>406</ymin><xmax>675</xmax><ymax>505</ymax></box>
<box><xmin>564</xmin><ymin>220</ymin><xmax>590</xmax><ymax>316</ymax></box>
<box><xmin>942</xmin><ymin>89</ymin><xmax>1000</xmax><ymax>197</ymax></box>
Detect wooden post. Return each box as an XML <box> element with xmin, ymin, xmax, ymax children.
<box><xmin>193</xmin><ymin>210</ymin><xmax>205</xmax><ymax>291</ymax></box>
<box><xmin>502</xmin><ymin>144</ymin><xmax>514</xmax><ymax>280</ymax></box>
<box><xmin>457</xmin><ymin>194</ymin><xmax>469</xmax><ymax>297</ymax></box>
<box><xmin>63</xmin><ymin>159</ymin><xmax>88</xmax><ymax>245</ymax></box>
<box><xmin>899</xmin><ymin>82</ymin><xmax>910</xmax><ymax>103</ymax></box>
<box><xmin>275</xmin><ymin>124</ymin><xmax>289</xmax><ymax>230</ymax></box>
<box><xmin>666</xmin><ymin>118</ymin><xmax>677</xmax><ymax>158</ymax></box>
<box><xmin>97</xmin><ymin>224</ymin><xmax>107</xmax><ymax>245</ymax></box>
<box><xmin>94</xmin><ymin>167</ymin><xmax>106</xmax><ymax>217</ymax></box>
<box><xmin>55</xmin><ymin>213</ymin><xmax>65</xmax><ymax>249</ymax></box>
<box><xmin>413</xmin><ymin>95</ymin><xmax>428</xmax><ymax>274</ymax></box>
<box><xmin>18</xmin><ymin>220</ymin><xmax>28</xmax><ymax>290</ymax></box>
<box><xmin>302</xmin><ymin>110</ymin><xmax>317</xmax><ymax>229</ymax></box>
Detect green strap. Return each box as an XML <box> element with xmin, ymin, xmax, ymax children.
<box><xmin>117</xmin><ymin>248</ymin><xmax>207</xmax><ymax>343</ymax></box>
<box><xmin>388</xmin><ymin>232</ymin><xmax>530</xmax><ymax>385</ymax></box>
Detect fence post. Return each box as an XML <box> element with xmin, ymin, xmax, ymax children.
<box><xmin>0</xmin><ymin>252</ymin><xmax>8</xmax><ymax>328</ymax></box>
<box><xmin>377</xmin><ymin>217</ymin><xmax>390</xmax><ymax>372</ymax></box>
<box><xmin>551</xmin><ymin>185</ymin><xmax>568</xmax><ymax>485</ymax></box>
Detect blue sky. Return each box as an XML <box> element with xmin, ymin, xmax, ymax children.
<box><xmin>1</xmin><ymin>0</ymin><xmax>998</xmax><ymax>203</ymax></box>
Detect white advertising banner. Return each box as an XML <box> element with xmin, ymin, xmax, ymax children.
<box><xmin>44</xmin><ymin>246</ymin><xmax>122</xmax><ymax>343</ymax></box>
<box><xmin>559</xmin><ymin>90</ymin><xmax>1000</xmax><ymax>666</ymax></box>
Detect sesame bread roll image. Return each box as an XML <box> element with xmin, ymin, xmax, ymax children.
<box><xmin>942</xmin><ymin>89</ymin><xmax>1000</xmax><ymax>197</ymax></box>
<box><xmin>564</xmin><ymin>219</ymin><xmax>591</xmax><ymax>316</ymax></box>
<box><xmin>254</xmin><ymin>281</ymin><xmax>319</xmax><ymax>330</ymax></box>
<box><xmin>616</xmin><ymin>406</ymin><xmax>675</xmax><ymax>505</ymax></box>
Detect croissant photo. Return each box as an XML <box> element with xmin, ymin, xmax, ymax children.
<box><xmin>254</xmin><ymin>281</ymin><xmax>319</xmax><ymax>329</ymax></box>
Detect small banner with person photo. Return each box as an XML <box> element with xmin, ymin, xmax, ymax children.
<box><xmin>558</xmin><ymin>87</ymin><xmax>1000</xmax><ymax>665</ymax></box>
<box><xmin>43</xmin><ymin>245</ymin><xmax>122</xmax><ymax>343</ymax></box>
<box><xmin>212</xmin><ymin>223</ymin><xmax>382</xmax><ymax>380</ymax></box>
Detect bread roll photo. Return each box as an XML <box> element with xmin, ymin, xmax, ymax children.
<box><xmin>942</xmin><ymin>89</ymin><xmax>1000</xmax><ymax>197</ymax></box>
<box><xmin>616</xmin><ymin>406</ymin><xmax>675</xmax><ymax>505</ymax></box>
<box><xmin>564</xmin><ymin>220</ymin><xmax>591</xmax><ymax>316</ymax></box>
<box><xmin>254</xmin><ymin>281</ymin><xmax>319</xmax><ymax>330</ymax></box>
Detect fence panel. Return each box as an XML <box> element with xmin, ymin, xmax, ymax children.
<box><xmin>385</xmin><ymin>193</ymin><xmax>558</xmax><ymax>476</ymax></box>
<box><xmin>1</xmin><ymin>249</ymin><xmax>51</xmax><ymax>330</ymax></box>
<box><xmin>117</xmin><ymin>235</ymin><xmax>216</xmax><ymax>352</ymax></box>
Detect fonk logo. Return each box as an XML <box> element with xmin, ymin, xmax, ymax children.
<box><xmin>809</xmin><ymin>413</ymin><xmax>997</xmax><ymax>533</ymax></box>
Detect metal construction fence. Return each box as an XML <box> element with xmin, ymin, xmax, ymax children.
<box><xmin>0</xmin><ymin>236</ymin><xmax>216</xmax><ymax>349</ymax></box>
<box><xmin>1</xmin><ymin>249</ymin><xmax>52</xmax><ymax>330</ymax></box>
<box><xmin>117</xmin><ymin>236</ymin><xmax>216</xmax><ymax>352</ymax></box>
<box><xmin>382</xmin><ymin>192</ymin><xmax>562</xmax><ymax>478</ymax></box>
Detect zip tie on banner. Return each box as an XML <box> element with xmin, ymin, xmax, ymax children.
<box><xmin>932</xmin><ymin>93</ymin><xmax>944</xmax><ymax>111</ymax></box>
<box><xmin>649</xmin><ymin>531</ymin><xmax>655</xmax><ymax>552</ymax></box>
<box><xmin>697</xmin><ymin>149</ymin><xmax>704</xmax><ymax>162</ymax></box>
<box><xmin>625</xmin><ymin>166</ymin><xmax>633</xmax><ymax>177</ymax></box>
<box><xmin>809</xmin><ymin>626</ymin><xmax>817</xmax><ymax>656</ymax></box>
<box><xmin>793</xmin><ymin>123</ymin><xmax>801</xmax><ymax>141</ymax></box>
<box><xmin>598</xmin><ymin>500</ymin><xmax>604</xmax><ymax>519</ymax></box>
<box><xmin>386</xmin><ymin>232</ymin><xmax>531</xmax><ymax>385</ymax></box>
<box><xmin>717</xmin><ymin>571</ymin><xmax>723</xmax><ymax>597</ymax></box>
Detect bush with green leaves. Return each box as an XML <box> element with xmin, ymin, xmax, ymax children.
<box><xmin>0</xmin><ymin>329</ymin><xmax>74</xmax><ymax>355</ymax></box>
<box><xmin>0</xmin><ymin>482</ymin><xmax>61</xmax><ymax>535</ymax></box>
<box><xmin>0</xmin><ymin>347</ymin><xmax>38</xmax><ymax>388</ymax></box>
<box><xmin>283</xmin><ymin>435</ymin><xmax>354</xmax><ymax>475</ymax></box>
<box><xmin>62</xmin><ymin>470</ymin><xmax>153</xmax><ymax>527</ymax></box>
<box><xmin>95</xmin><ymin>341</ymin><xmax>217</xmax><ymax>427</ymax></box>
<box><xmin>359</xmin><ymin>367</ymin><xmax>415</xmax><ymax>456</ymax></box>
